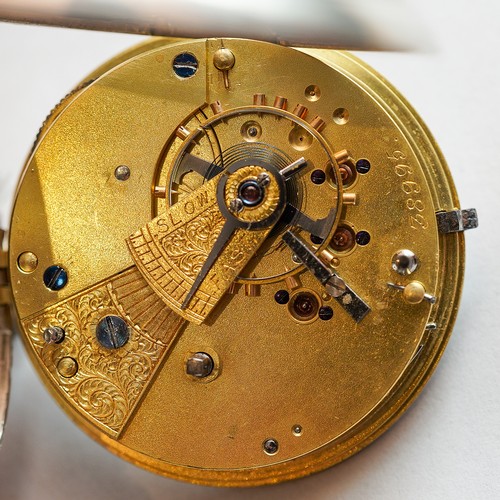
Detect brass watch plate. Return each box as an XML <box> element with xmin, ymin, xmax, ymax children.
<box><xmin>8</xmin><ymin>38</ymin><xmax>464</xmax><ymax>486</ymax></box>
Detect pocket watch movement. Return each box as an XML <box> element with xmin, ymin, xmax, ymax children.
<box><xmin>4</xmin><ymin>37</ymin><xmax>477</xmax><ymax>486</ymax></box>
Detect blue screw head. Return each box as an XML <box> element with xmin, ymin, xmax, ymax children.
<box><xmin>310</xmin><ymin>169</ymin><xmax>326</xmax><ymax>185</ymax></box>
<box><xmin>96</xmin><ymin>315</ymin><xmax>130</xmax><ymax>349</ymax></box>
<box><xmin>356</xmin><ymin>159</ymin><xmax>371</xmax><ymax>174</ymax></box>
<box><xmin>274</xmin><ymin>290</ymin><xmax>290</xmax><ymax>305</ymax></box>
<box><xmin>173</xmin><ymin>52</ymin><xmax>198</xmax><ymax>79</ymax></box>
<box><xmin>43</xmin><ymin>265</ymin><xmax>68</xmax><ymax>291</ymax></box>
<box><xmin>319</xmin><ymin>306</ymin><xmax>334</xmax><ymax>321</ymax></box>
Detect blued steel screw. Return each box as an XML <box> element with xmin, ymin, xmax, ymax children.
<box><xmin>274</xmin><ymin>290</ymin><xmax>290</xmax><ymax>305</ymax></box>
<box><xmin>319</xmin><ymin>306</ymin><xmax>334</xmax><ymax>321</ymax></box>
<box><xmin>310</xmin><ymin>169</ymin><xmax>326</xmax><ymax>185</ymax></box>
<box><xmin>43</xmin><ymin>265</ymin><xmax>68</xmax><ymax>291</ymax></box>
<box><xmin>356</xmin><ymin>158</ymin><xmax>371</xmax><ymax>174</ymax></box>
<box><xmin>96</xmin><ymin>315</ymin><xmax>130</xmax><ymax>349</ymax></box>
<box><xmin>173</xmin><ymin>52</ymin><xmax>199</xmax><ymax>78</ymax></box>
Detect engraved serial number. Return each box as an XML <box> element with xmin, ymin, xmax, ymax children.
<box><xmin>387</xmin><ymin>150</ymin><xmax>428</xmax><ymax>230</ymax></box>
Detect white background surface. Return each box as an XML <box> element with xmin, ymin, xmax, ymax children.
<box><xmin>0</xmin><ymin>1</ymin><xmax>498</xmax><ymax>498</ymax></box>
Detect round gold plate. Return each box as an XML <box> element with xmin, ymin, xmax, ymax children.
<box><xmin>9</xmin><ymin>38</ymin><xmax>464</xmax><ymax>487</ymax></box>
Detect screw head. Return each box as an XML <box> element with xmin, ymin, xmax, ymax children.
<box><xmin>356</xmin><ymin>230</ymin><xmax>371</xmax><ymax>246</ymax></box>
<box><xmin>356</xmin><ymin>158</ymin><xmax>371</xmax><ymax>174</ymax></box>
<box><xmin>173</xmin><ymin>52</ymin><xmax>199</xmax><ymax>78</ymax></box>
<box><xmin>186</xmin><ymin>352</ymin><xmax>214</xmax><ymax>378</ymax></box>
<box><xmin>392</xmin><ymin>249</ymin><xmax>419</xmax><ymax>275</ymax></box>
<box><xmin>263</xmin><ymin>438</ymin><xmax>279</xmax><ymax>455</ymax></box>
<box><xmin>274</xmin><ymin>289</ymin><xmax>290</xmax><ymax>305</ymax></box>
<box><xmin>43</xmin><ymin>326</ymin><xmax>65</xmax><ymax>344</ymax></box>
<box><xmin>310</xmin><ymin>169</ymin><xmax>326</xmax><ymax>185</ymax></box>
<box><xmin>256</xmin><ymin>172</ymin><xmax>270</xmax><ymax>187</ymax></box>
<box><xmin>43</xmin><ymin>265</ymin><xmax>68</xmax><ymax>291</ymax></box>
<box><xmin>229</xmin><ymin>198</ymin><xmax>244</xmax><ymax>213</ymax></box>
<box><xmin>96</xmin><ymin>315</ymin><xmax>130</xmax><ymax>349</ymax></box>
<box><xmin>325</xmin><ymin>275</ymin><xmax>346</xmax><ymax>298</ymax></box>
<box><xmin>114</xmin><ymin>165</ymin><xmax>131</xmax><ymax>181</ymax></box>
<box><xmin>319</xmin><ymin>306</ymin><xmax>334</xmax><ymax>321</ymax></box>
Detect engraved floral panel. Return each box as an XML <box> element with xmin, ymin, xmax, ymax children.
<box><xmin>23</xmin><ymin>278</ymin><xmax>175</xmax><ymax>437</ymax></box>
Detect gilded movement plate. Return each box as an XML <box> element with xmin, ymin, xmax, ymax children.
<box><xmin>6</xmin><ymin>38</ymin><xmax>477</xmax><ymax>486</ymax></box>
